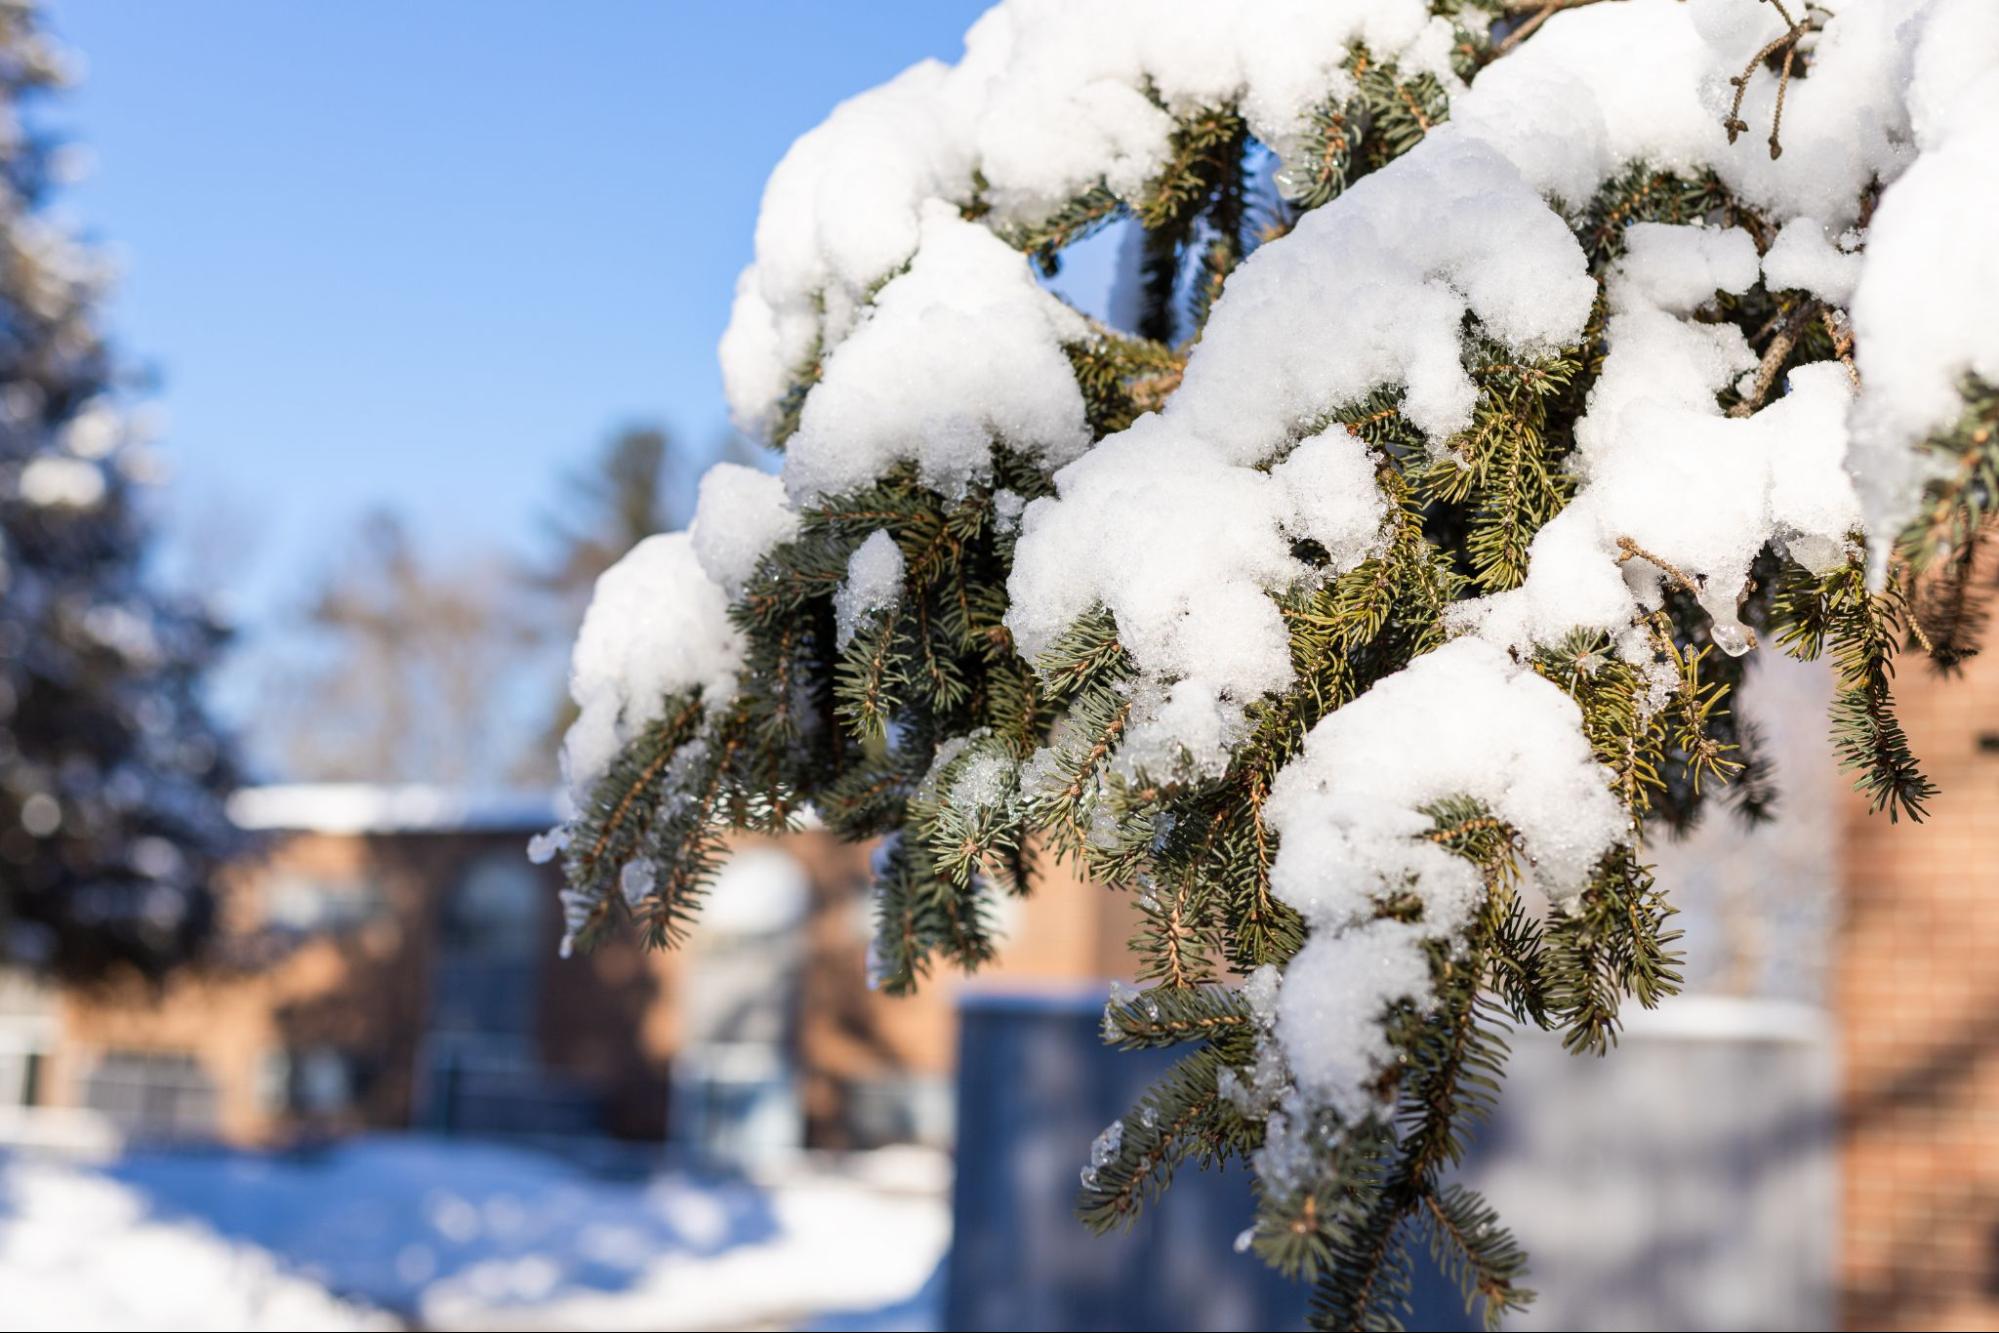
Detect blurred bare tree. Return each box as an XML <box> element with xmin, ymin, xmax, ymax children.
<box><xmin>245</xmin><ymin>425</ymin><xmax>755</xmax><ymax>789</ymax></box>
<box><xmin>537</xmin><ymin>425</ymin><xmax>686</xmax><ymax>598</ymax></box>
<box><xmin>522</xmin><ymin>424</ymin><xmax>757</xmax><ymax>779</ymax></box>
<box><xmin>257</xmin><ymin>510</ymin><xmax>540</xmax><ymax>786</ymax></box>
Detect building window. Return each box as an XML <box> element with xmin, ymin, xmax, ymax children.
<box><xmin>265</xmin><ymin>870</ymin><xmax>386</xmax><ymax>934</ymax></box>
<box><xmin>289</xmin><ymin>1046</ymin><xmax>357</xmax><ymax>1116</ymax></box>
<box><xmin>80</xmin><ymin>1049</ymin><xmax>219</xmax><ymax>1140</ymax></box>
<box><xmin>0</xmin><ymin>1044</ymin><xmax>41</xmax><ymax>1108</ymax></box>
<box><xmin>439</xmin><ymin>854</ymin><xmax>543</xmax><ymax>958</ymax></box>
<box><xmin>0</xmin><ymin>972</ymin><xmax>55</xmax><ymax>1108</ymax></box>
<box><xmin>429</xmin><ymin>853</ymin><xmax>544</xmax><ymax>1045</ymax></box>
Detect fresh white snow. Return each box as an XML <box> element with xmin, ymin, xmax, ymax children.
<box><xmin>690</xmin><ymin>463</ymin><xmax>800</xmax><ymax>599</ymax></box>
<box><xmin>833</xmin><ymin>529</ymin><xmax>906</xmax><ymax>649</ymax></box>
<box><xmin>784</xmin><ymin>203</ymin><xmax>1091</xmax><ymax>504</ymax></box>
<box><xmin>0</xmin><ymin>1154</ymin><xmax>394</xmax><ymax>1332</ymax></box>
<box><xmin>0</xmin><ymin>1139</ymin><xmax>948</xmax><ymax>1333</ymax></box>
<box><xmin>561</xmin><ymin>533</ymin><xmax>743</xmax><ymax>797</ymax></box>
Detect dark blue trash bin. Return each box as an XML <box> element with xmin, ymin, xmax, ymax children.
<box><xmin>944</xmin><ymin>984</ymin><xmax>1311</xmax><ymax>1332</ymax></box>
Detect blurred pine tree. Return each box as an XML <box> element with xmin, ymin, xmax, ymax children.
<box><xmin>0</xmin><ymin>0</ymin><xmax>238</xmax><ymax>979</ymax></box>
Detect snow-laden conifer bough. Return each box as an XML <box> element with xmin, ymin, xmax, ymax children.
<box><xmin>541</xmin><ymin>2</ymin><xmax>1999</xmax><ymax>1326</ymax></box>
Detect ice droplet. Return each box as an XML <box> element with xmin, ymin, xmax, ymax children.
<box><xmin>1698</xmin><ymin>588</ymin><xmax>1757</xmax><ymax>657</ymax></box>
<box><xmin>1089</xmin><ymin>1119</ymin><xmax>1125</xmax><ymax>1169</ymax></box>
<box><xmin>618</xmin><ymin>857</ymin><xmax>657</xmax><ymax>908</ymax></box>
<box><xmin>1708</xmin><ymin>616</ymin><xmax>1754</xmax><ymax>657</ymax></box>
<box><xmin>526</xmin><ymin>827</ymin><xmax>567</xmax><ymax>865</ymax></box>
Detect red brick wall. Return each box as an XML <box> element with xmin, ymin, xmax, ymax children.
<box><xmin>1838</xmin><ymin>646</ymin><xmax>1999</xmax><ymax>1329</ymax></box>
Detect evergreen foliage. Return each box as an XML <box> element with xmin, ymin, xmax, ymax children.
<box><xmin>553</xmin><ymin>4</ymin><xmax>1992</xmax><ymax>1326</ymax></box>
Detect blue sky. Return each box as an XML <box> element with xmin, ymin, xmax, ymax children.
<box><xmin>43</xmin><ymin>0</ymin><xmax>994</xmax><ymax>618</ymax></box>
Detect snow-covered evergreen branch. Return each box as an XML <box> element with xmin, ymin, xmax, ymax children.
<box><xmin>546</xmin><ymin>1</ymin><xmax>1999</xmax><ymax>1325</ymax></box>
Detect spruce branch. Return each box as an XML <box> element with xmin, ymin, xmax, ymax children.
<box><xmin>551</xmin><ymin>19</ymin><xmax>1998</xmax><ymax>1331</ymax></box>
<box><xmin>1077</xmin><ymin>1042</ymin><xmax>1260</xmax><ymax>1233</ymax></box>
<box><xmin>1102</xmin><ymin>983</ymin><xmax>1254</xmax><ymax>1050</ymax></box>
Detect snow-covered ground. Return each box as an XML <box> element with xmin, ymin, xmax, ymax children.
<box><xmin>0</xmin><ymin>1136</ymin><xmax>948</xmax><ymax>1332</ymax></box>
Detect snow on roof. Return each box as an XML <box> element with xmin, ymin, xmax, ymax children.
<box><xmin>226</xmin><ymin>784</ymin><xmax>559</xmax><ymax>836</ymax></box>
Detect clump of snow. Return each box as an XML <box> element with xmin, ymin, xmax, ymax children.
<box><xmin>556</xmin><ymin>886</ymin><xmax>594</xmax><ymax>959</ymax></box>
<box><xmin>721</xmin><ymin>0</ymin><xmax>1462</xmax><ymax>437</ymax></box>
<box><xmin>1762</xmin><ymin>217</ymin><xmax>1861</xmax><ymax>306</ymax></box>
<box><xmin>784</xmin><ymin>204</ymin><xmax>1091</xmax><ymax>503</ymax></box>
<box><xmin>561</xmin><ymin>534</ymin><xmax>744</xmax><ymax>797</ymax></box>
<box><xmin>991</xmin><ymin>488</ymin><xmax>1026</xmax><ymax>533</ymax></box>
<box><xmin>1266</xmin><ymin>639</ymin><xmax>1623</xmax><ymax>1116</ymax></box>
<box><xmin>1845</xmin><ymin>1</ymin><xmax>1999</xmax><ymax>573</ymax></box>
<box><xmin>690</xmin><ymin>463</ymin><xmax>798</xmax><ymax>598</ymax></box>
<box><xmin>1242</xmin><ymin>964</ymin><xmax>1281</xmax><ymax>1029</ymax></box>
<box><xmin>1608</xmin><ymin>221</ymin><xmax>1760</xmax><ymax>312</ymax></box>
<box><xmin>1005</xmin><ymin>414</ymin><xmax>1390</xmax><ymax>775</ymax></box>
<box><xmin>1452</xmin><ymin>0</ymin><xmax>1720</xmax><ymax>208</ymax></box>
<box><xmin>1008</xmin><ymin>130</ymin><xmax>1588</xmax><ymax>770</ymax></box>
<box><xmin>1457</xmin><ymin>0</ymin><xmax>1935</xmax><ymax>230</ymax></box>
<box><xmin>1461</xmin><ymin>223</ymin><xmax>1860</xmax><ymax>655</ymax></box>
<box><xmin>1267</xmin><ymin>638</ymin><xmax>1622</xmax><ymax>922</ymax></box>
<box><xmin>1080</xmin><ymin>1118</ymin><xmax>1124</xmax><ymax>1189</ymax></box>
<box><xmin>1273</xmin><ymin>918</ymin><xmax>1437</xmax><ymax>1122</ymax></box>
<box><xmin>833</xmin><ymin>530</ymin><xmax>905</xmax><ymax>649</ymax></box>
<box><xmin>1269</xmin><ymin>426</ymin><xmax>1391</xmax><ymax>563</ymax></box>
<box><xmin>1009</xmin><ymin>414</ymin><xmax>1304</xmax><ymax>698</ymax></box>
<box><xmin>964</xmin><ymin>1</ymin><xmax>1456</xmax><ymax>229</ymax></box>
<box><xmin>718</xmin><ymin>59</ymin><xmax>984</xmax><ymax>439</ymax></box>
<box><xmin>946</xmin><ymin>747</ymin><xmax>1016</xmax><ymax>813</ymax></box>
<box><xmin>1165</xmin><ymin>132</ymin><xmax>1595</xmax><ymax>461</ymax></box>
<box><xmin>914</xmin><ymin>735</ymin><xmax>973</xmax><ymax>807</ymax></box>
<box><xmin>1112</xmin><ymin>678</ymin><xmax>1256</xmax><ymax>785</ymax></box>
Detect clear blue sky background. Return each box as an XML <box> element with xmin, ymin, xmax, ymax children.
<box><xmin>43</xmin><ymin>0</ymin><xmax>997</xmax><ymax>623</ymax></box>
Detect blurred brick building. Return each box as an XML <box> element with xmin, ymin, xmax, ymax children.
<box><xmin>1</xmin><ymin>649</ymin><xmax>1994</xmax><ymax>1329</ymax></box>
<box><xmin>0</xmin><ymin>784</ymin><xmax>1132</xmax><ymax>1159</ymax></box>
<box><xmin>1838</xmin><ymin>648</ymin><xmax>1999</xmax><ymax>1331</ymax></box>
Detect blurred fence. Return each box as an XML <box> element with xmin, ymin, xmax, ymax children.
<box><xmin>946</xmin><ymin>986</ymin><xmax>1833</xmax><ymax>1332</ymax></box>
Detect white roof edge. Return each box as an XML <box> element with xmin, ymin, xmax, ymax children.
<box><xmin>227</xmin><ymin>784</ymin><xmax>560</xmax><ymax>835</ymax></box>
<box><xmin>1616</xmin><ymin>993</ymin><xmax>1831</xmax><ymax>1044</ymax></box>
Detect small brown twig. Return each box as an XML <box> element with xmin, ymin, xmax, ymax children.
<box><xmin>1821</xmin><ymin>307</ymin><xmax>1860</xmax><ymax>387</ymax></box>
<box><xmin>1768</xmin><ymin>23</ymin><xmax>1799</xmax><ymax>159</ymax></box>
<box><xmin>1490</xmin><ymin>0</ymin><xmax>1606</xmax><ymax>61</ymax></box>
<box><xmin>1724</xmin><ymin>0</ymin><xmax>1808</xmax><ymax>160</ymax></box>
<box><xmin>1616</xmin><ymin>536</ymin><xmax>1704</xmax><ymax>600</ymax></box>
<box><xmin>1906</xmin><ymin>608</ymin><xmax>1938</xmax><ymax>657</ymax></box>
<box><xmin>1890</xmin><ymin>557</ymin><xmax>1942</xmax><ymax>657</ymax></box>
<box><xmin>1730</xmin><ymin>298</ymin><xmax>1824</xmax><ymax>418</ymax></box>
